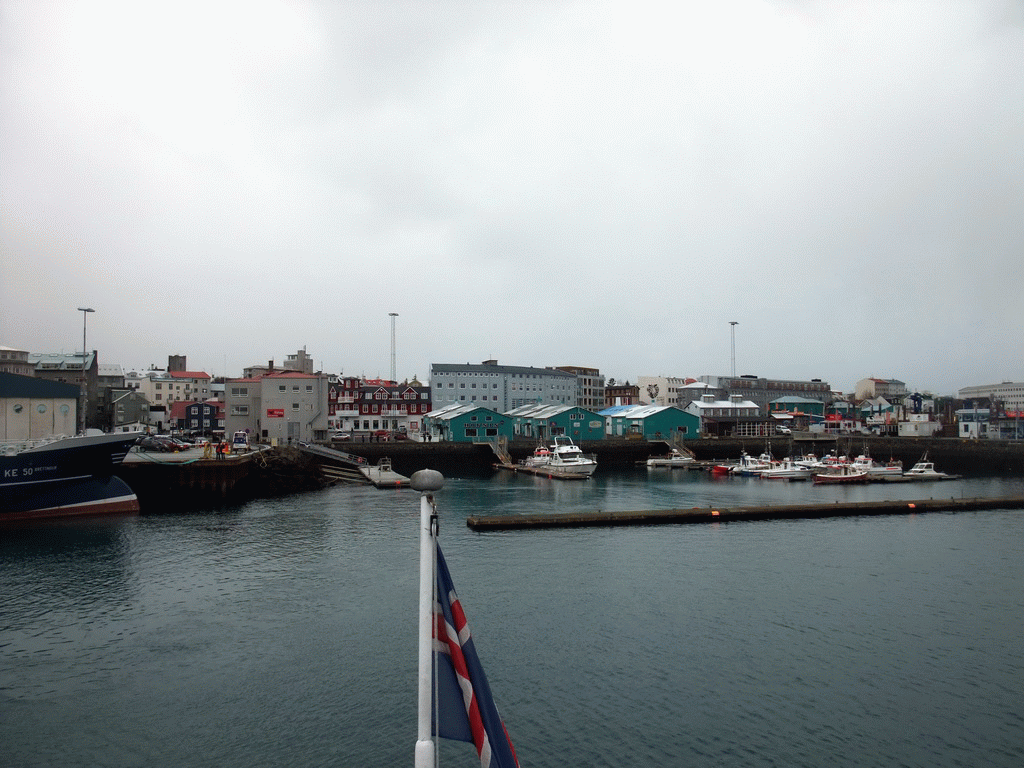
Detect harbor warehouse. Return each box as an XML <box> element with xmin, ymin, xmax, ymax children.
<box><xmin>505</xmin><ymin>403</ymin><xmax>606</xmax><ymax>442</ymax></box>
<box><xmin>424</xmin><ymin>404</ymin><xmax>510</xmax><ymax>442</ymax></box>
<box><xmin>599</xmin><ymin>404</ymin><xmax>699</xmax><ymax>440</ymax></box>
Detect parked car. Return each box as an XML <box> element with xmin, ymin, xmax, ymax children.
<box><xmin>392</xmin><ymin>431</ymin><xmax>408</xmax><ymax>441</ymax></box>
<box><xmin>166</xmin><ymin>437</ymin><xmax>193</xmax><ymax>450</ymax></box>
<box><xmin>136</xmin><ymin>435</ymin><xmax>172</xmax><ymax>452</ymax></box>
<box><xmin>331</xmin><ymin>431</ymin><xmax>352</xmax><ymax>441</ymax></box>
<box><xmin>373</xmin><ymin>429</ymin><xmax>391</xmax><ymax>441</ymax></box>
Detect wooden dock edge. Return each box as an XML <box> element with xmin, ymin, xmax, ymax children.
<box><xmin>465</xmin><ymin>496</ymin><xmax>1024</xmax><ymax>531</ymax></box>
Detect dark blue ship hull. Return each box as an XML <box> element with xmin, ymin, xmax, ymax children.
<box><xmin>1</xmin><ymin>433</ymin><xmax>141</xmax><ymax>522</ymax></box>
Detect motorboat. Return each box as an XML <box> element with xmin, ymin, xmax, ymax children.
<box><xmin>812</xmin><ymin>464</ymin><xmax>869</xmax><ymax>484</ymax></box>
<box><xmin>731</xmin><ymin>451</ymin><xmax>773</xmax><ymax>476</ymax></box>
<box><xmin>522</xmin><ymin>446</ymin><xmax>552</xmax><ymax>468</ymax></box>
<box><xmin>851</xmin><ymin>454</ymin><xmax>903</xmax><ymax>478</ymax></box>
<box><xmin>903</xmin><ymin>454</ymin><xmax>958</xmax><ymax>480</ymax></box>
<box><xmin>542</xmin><ymin>436</ymin><xmax>597</xmax><ymax>479</ymax></box>
<box><xmin>760</xmin><ymin>459</ymin><xmax>812</xmax><ymax>481</ymax></box>
<box><xmin>646</xmin><ymin>448</ymin><xmax>695</xmax><ymax>468</ymax></box>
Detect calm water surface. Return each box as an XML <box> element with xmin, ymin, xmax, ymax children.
<box><xmin>3</xmin><ymin>471</ymin><xmax>1024</xmax><ymax>767</ymax></box>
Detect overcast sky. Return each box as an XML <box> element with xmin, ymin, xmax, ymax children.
<box><xmin>2</xmin><ymin>0</ymin><xmax>1021</xmax><ymax>396</ymax></box>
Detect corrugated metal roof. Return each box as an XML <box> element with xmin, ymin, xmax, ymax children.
<box><xmin>598</xmin><ymin>404</ymin><xmax>677</xmax><ymax>419</ymax></box>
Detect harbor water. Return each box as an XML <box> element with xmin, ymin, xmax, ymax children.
<box><xmin>3</xmin><ymin>469</ymin><xmax>1024</xmax><ymax>768</ymax></box>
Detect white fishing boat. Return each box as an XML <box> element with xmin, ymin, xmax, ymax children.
<box><xmin>646</xmin><ymin>448</ymin><xmax>695</xmax><ymax>468</ymax></box>
<box><xmin>851</xmin><ymin>454</ymin><xmax>904</xmax><ymax>478</ymax></box>
<box><xmin>903</xmin><ymin>454</ymin><xmax>958</xmax><ymax>480</ymax></box>
<box><xmin>522</xmin><ymin>445</ymin><xmax>552</xmax><ymax>467</ymax></box>
<box><xmin>731</xmin><ymin>451</ymin><xmax>773</xmax><ymax>476</ymax></box>
<box><xmin>760</xmin><ymin>459</ymin><xmax>812</xmax><ymax>480</ymax></box>
<box><xmin>543</xmin><ymin>436</ymin><xmax>597</xmax><ymax>479</ymax></box>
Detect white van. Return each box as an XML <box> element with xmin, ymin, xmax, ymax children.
<box><xmin>231</xmin><ymin>431</ymin><xmax>250</xmax><ymax>452</ymax></box>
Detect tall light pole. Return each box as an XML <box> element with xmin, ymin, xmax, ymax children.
<box><xmin>78</xmin><ymin>307</ymin><xmax>95</xmax><ymax>434</ymax></box>
<box><xmin>729</xmin><ymin>321</ymin><xmax>738</xmax><ymax>378</ymax></box>
<box><xmin>389</xmin><ymin>312</ymin><xmax>398</xmax><ymax>384</ymax></box>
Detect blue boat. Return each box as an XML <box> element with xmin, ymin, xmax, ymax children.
<box><xmin>1</xmin><ymin>432</ymin><xmax>142</xmax><ymax>522</ymax></box>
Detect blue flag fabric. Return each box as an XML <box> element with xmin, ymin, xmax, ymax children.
<box><xmin>433</xmin><ymin>543</ymin><xmax>520</xmax><ymax>768</ymax></box>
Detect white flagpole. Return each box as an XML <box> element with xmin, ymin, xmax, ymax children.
<box><xmin>412</xmin><ymin>470</ymin><xmax>445</xmax><ymax>768</ymax></box>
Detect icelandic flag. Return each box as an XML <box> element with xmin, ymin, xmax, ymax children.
<box><xmin>433</xmin><ymin>543</ymin><xmax>520</xmax><ymax>768</ymax></box>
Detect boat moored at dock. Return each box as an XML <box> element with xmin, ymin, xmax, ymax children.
<box><xmin>1</xmin><ymin>432</ymin><xmax>142</xmax><ymax>521</ymax></box>
<box><xmin>646</xmin><ymin>448</ymin><xmax>695</xmax><ymax>468</ymax></box>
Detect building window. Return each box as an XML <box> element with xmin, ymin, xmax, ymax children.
<box><xmin>292</xmin><ymin>403</ymin><xmax>300</xmax><ymax>411</ymax></box>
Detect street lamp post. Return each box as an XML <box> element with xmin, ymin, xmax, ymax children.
<box><xmin>78</xmin><ymin>307</ymin><xmax>95</xmax><ymax>434</ymax></box>
<box><xmin>729</xmin><ymin>321</ymin><xmax>738</xmax><ymax>378</ymax></box>
<box><xmin>389</xmin><ymin>313</ymin><xmax>398</xmax><ymax>384</ymax></box>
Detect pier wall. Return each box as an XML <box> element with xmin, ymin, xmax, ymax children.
<box><xmin>117</xmin><ymin>438</ymin><xmax>1024</xmax><ymax>512</ymax></box>
<box><xmin>334</xmin><ymin>436</ymin><xmax>1024</xmax><ymax>477</ymax></box>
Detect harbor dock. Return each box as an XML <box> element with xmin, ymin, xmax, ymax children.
<box><xmin>493</xmin><ymin>462</ymin><xmax>591</xmax><ymax>479</ymax></box>
<box><xmin>466</xmin><ymin>496</ymin><xmax>1024</xmax><ymax>530</ymax></box>
<box><xmin>359</xmin><ymin>457</ymin><xmax>410</xmax><ymax>488</ymax></box>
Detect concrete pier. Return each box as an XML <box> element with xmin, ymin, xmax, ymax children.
<box><xmin>466</xmin><ymin>496</ymin><xmax>1024</xmax><ymax>531</ymax></box>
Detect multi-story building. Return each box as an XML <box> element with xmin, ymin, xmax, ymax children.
<box><xmin>700</xmin><ymin>374</ymin><xmax>831</xmax><ymax>412</ymax></box>
<box><xmin>107</xmin><ymin>388</ymin><xmax>151</xmax><ymax>432</ymax></box>
<box><xmin>28</xmin><ymin>351</ymin><xmax>98</xmax><ymax>430</ymax></box>
<box><xmin>0</xmin><ymin>346</ymin><xmax>34</xmax><ymax>376</ymax></box>
<box><xmin>684</xmin><ymin>393</ymin><xmax>762</xmax><ymax>437</ymax></box>
<box><xmin>243</xmin><ymin>349</ymin><xmax>315</xmax><ymax>379</ymax></box>
<box><xmin>855</xmin><ymin>377</ymin><xmax>908</xmax><ymax>401</ymax></box>
<box><xmin>604</xmin><ymin>379</ymin><xmax>640</xmax><ymax>407</ymax></box>
<box><xmin>126</xmin><ymin>369</ymin><xmax>211</xmax><ymax>408</ymax></box>
<box><xmin>430</xmin><ymin>361</ymin><xmax>577</xmax><ymax>412</ymax></box>
<box><xmin>554</xmin><ymin>365</ymin><xmax>605</xmax><ymax>411</ymax></box>
<box><xmin>637</xmin><ymin>375</ymin><xmax>694</xmax><ymax>407</ymax></box>
<box><xmin>224</xmin><ymin>371</ymin><xmax>331</xmax><ymax>444</ymax></box>
<box><xmin>957</xmin><ymin>381</ymin><xmax>1024</xmax><ymax>413</ymax></box>
<box><xmin>169</xmin><ymin>399</ymin><xmax>223</xmax><ymax>435</ymax></box>
<box><xmin>329</xmin><ymin>377</ymin><xmax>432</xmax><ymax>435</ymax></box>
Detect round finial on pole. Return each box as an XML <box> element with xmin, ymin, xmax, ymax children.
<box><xmin>410</xmin><ymin>469</ymin><xmax>445</xmax><ymax>492</ymax></box>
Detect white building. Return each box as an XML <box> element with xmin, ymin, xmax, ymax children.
<box><xmin>430</xmin><ymin>361</ymin><xmax>577</xmax><ymax>412</ymax></box>
<box><xmin>126</xmin><ymin>369</ymin><xmax>211</xmax><ymax>407</ymax></box>
<box><xmin>684</xmin><ymin>393</ymin><xmax>761</xmax><ymax>436</ymax></box>
<box><xmin>958</xmin><ymin>382</ymin><xmax>1024</xmax><ymax>412</ymax></box>
<box><xmin>637</xmin><ymin>375</ymin><xmax>693</xmax><ymax>407</ymax></box>
<box><xmin>224</xmin><ymin>371</ymin><xmax>330</xmax><ymax>444</ymax></box>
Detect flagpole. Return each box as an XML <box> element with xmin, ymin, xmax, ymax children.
<box><xmin>412</xmin><ymin>469</ymin><xmax>445</xmax><ymax>768</ymax></box>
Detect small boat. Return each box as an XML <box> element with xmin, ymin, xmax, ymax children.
<box><xmin>812</xmin><ymin>464</ymin><xmax>869</xmax><ymax>484</ymax></box>
<box><xmin>903</xmin><ymin>454</ymin><xmax>958</xmax><ymax>480</ymax></box>
<box><xmin>541</xmin><ymin>436</ymin><xmax>597</xmax><ymax>479</ymax></box>
<box><xmin>760</xmin><ymin>459</ymin><xmax>812</xmax><ymax>481</ymax></box>
<box><xmin>646</xmin><ymin>448</ymin><xmax>695</xmax><ymax>468</ymax></box>
<box><xmin>1</xmin><ymin>432</ymin><xmax>142</xmax><ymax>522</ymax></box>
<box><xmin>522</xmin><ymin>446</ymin><xmax>552</xmax><ymax>468</ymax></box>
<box><xmin>851</xmin><ymin>454</ymin><xmax>903</xmax><ymax>478</ymax></box>
<box><xmin>731</xmin><ymin>451</ymin><xmax>773</xmax><ymax>476</ymax></box>
<box><xmin>710</xmin><ymin>463</ymin><xmax>733</xmax><ymax>476</ymax></box>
